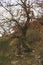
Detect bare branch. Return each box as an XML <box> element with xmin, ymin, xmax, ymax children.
<box><xmin>0</xmin><ymin>2</ymin><xmax>13</xmax><ymax>16</ymax></box>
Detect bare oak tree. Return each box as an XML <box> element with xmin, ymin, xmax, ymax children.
<box><xmin>0</xmin><ymin>0</ymin><xmax>43</xmax><ymax>55</ymax></box>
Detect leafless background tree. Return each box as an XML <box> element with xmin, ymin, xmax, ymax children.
<box><xmin>0</xmin><ymin>0</ymin><xmax>43</xmax><ymax>55</ymax></box>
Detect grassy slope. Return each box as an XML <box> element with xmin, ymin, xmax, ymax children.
<box><xmin>0</xmin><ymin>20</ymin><xmax>43</xmax><ymax>65</ymax></box>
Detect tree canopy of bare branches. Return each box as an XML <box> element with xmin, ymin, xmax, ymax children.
<box><xmin>0</xmin><ymin>0</ymin><xmax>43</xmax><ymax>36</ymax></box>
